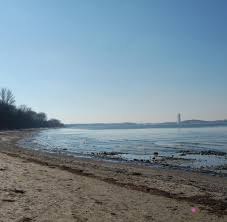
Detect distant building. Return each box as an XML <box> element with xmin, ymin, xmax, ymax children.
<box><xmin>177</xmin><ymin>113</ymin><xmax>181</xmax><ymax>125</ymax></box>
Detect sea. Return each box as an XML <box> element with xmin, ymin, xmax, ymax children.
<box><xmin>20</xmin><ymin>126</ymin><xmax>227</xmax><ymax>170</ymax></box>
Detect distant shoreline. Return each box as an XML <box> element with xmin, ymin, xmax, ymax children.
<box><xmin>67</xmin><ymin>121</ymin><xmax>227</xmax><ymax>130</ymax></box>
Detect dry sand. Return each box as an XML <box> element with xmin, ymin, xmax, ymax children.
<box><xmin>0</xmin><ymin>130</ymin><xmax>226</xmax><ymax>222</ymax></box>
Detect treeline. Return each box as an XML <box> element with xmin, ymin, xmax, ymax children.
<box><xmin>0</xmin><ymin>88</ymin><xmax>64</xmax><ymax>130</ymax></box>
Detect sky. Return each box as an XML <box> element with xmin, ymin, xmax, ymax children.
<box><xmin>0</xmin><ymin>0</ymin><xmax>226</xmax><ymax>123</ymax></box>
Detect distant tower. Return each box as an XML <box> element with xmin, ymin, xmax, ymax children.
<box><xmin>177</xmin><ymin>113</ymin><xmax>181</xmax><ymax>125</ymax></box>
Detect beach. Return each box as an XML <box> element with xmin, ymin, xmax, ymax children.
<box><xmin>0</xmin><ymin>130</ymin><xmax>226</xmax><ymax>222</ymax></box>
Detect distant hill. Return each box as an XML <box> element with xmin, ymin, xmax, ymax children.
<box><xmin>67</xmin><ymin>120</ymin><xmax>227</xmax><ymax>129</ymax></box>
<box><xmin>181</xmin><ymin>119</ymin><xmax>227</xmax><ymax>126</ymax></box>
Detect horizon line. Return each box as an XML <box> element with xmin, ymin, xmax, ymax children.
<box><xmin>65</xmin><ymin>119</ymin><xmax>227</xmax><ymax>125</ymax></box>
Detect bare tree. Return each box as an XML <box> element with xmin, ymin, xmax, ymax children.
<box><xmin>37</xmin><ymin>112</ymin><xmax>47</xmax><ymax>122</ymax></box>
<box><xmin>0</xmin><ymin>88</ymin><xmax>15</xmax><ymax>105</ymax></box>
<box><xmin>18</xmin><ymin>105</ymin><xmax>31</xmax><ymax>113</ymax></box>
<box><xmin>0</xmin><ymin>87</ymin><xmax>63</xmax><ymax>129</ymax></box>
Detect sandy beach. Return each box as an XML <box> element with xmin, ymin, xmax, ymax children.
<box><xmin>0</xmin><ymin>130</ymin><xmax>226</xmax><ymax>222</ymax></box>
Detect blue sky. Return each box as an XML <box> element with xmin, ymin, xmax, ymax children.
<box><xmin>0</xmin><ymin>0</ymin><xmax>226</xmax><ymax>123</ymax></box>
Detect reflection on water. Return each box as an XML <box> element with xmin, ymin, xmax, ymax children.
<box><xmin>20</xmin><ymin>126</ymin><xmax>227</xmax><ymax>169</ymax></box>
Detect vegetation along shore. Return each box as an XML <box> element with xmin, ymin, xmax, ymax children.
<box><xmin>0</xmin><ymin>88</ymin><xmax>63</xmax><ymax>130</ymax></box>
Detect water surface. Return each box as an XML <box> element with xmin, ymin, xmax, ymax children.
<box><xmin>20</xmin><ymin>126</ymin><xmax>227</xmax><ymax>170</ymax></box>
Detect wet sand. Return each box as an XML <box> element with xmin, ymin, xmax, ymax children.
<box><xmin>0</xmin><ymin>130</ymin><xmax>226</xmax><ymax>221</ymax></box>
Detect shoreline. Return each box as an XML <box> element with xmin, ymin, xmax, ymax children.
<box><xmin>19</xmin><ymin>128</ymin><xmax>227</xmax><ymax>178</ymax></box>
<box><xmin>0</xmin><ymin>129</ymin><xmax>227</xmax><ymax>221</ymax></box>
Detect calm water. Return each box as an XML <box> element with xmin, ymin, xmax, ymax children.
<box><xmin>20</xmin><ymin>126</ymin><xmax>227</xmax><ymax>169</ymax></box>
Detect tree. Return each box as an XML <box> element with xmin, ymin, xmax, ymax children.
<box><xmin>48</xmin><ymin>119</ymin><xmax>63</xmax><ymax>127</ymax></box>
<box><xmin>0</xmin><ymin>87</ymin><xmax>63</xmax><ymax>129</ymax></box>
<box><xmin>0</xmin><ymin>88</ymin><xmax>15</xmax><ymax>105</ymax></box>
<box><xmin>37</xmin><ymin>112</ymin><xmax>47</xmax><ymax>122</ymax></box>
<box><xmin>18</xmin><ymin>105</ymin><xmax>31</xmax><ymax>113</ymax></box>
